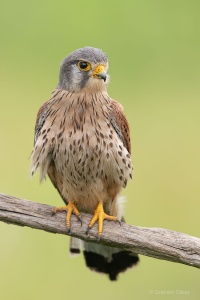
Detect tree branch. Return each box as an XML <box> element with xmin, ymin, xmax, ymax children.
<box><xmin>0</xmin><ymin>192</ymin><xmax>200</xmax><ymax>268</ymax></box>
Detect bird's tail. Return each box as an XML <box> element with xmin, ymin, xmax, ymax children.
<box><xmin>83</xmin><ymin>241</ymin><xmax>139</xmax><ymax>281</ymax></box>
<box><xmin>69</xmin><ymin>195</ymin><xmax>139</xmax><ymax>280</ymax></box>
<box><xmin>70</xmin><ymin>236</ymin><xmax>139</xmax><ymax>281</ymax></box>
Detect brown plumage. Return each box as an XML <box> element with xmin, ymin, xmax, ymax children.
<box><xmin>31</xmin><ymin>47</ymin><xmax>139</xmax><ymax>280</ymax></box>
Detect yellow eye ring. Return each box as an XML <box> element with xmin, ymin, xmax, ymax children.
<box><xmin>77</xmin><ymin>61</ymin><xmax>91</xmax><ymax>71</ymax></box>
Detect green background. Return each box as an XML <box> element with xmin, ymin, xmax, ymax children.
<box><xmin>0</xmin><ymin>0</ymin><xmax>199</xmax><ymax>299</ymax></box>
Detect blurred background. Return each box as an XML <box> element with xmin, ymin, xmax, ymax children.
<box><xmin>0</xmin><ymin>0</ymin><xmax>200</xmax><ymax>299</ymax></box>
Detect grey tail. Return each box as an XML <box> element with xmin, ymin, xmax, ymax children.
<box><xmin>70</xmin><ymin>237</ymin><xmax>81</xmax><ymax>256</ymax></box>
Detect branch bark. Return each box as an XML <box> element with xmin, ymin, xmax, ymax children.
<box><xmin>0</xmin><ymin>193</ymin><xmax>200</xmax><ymax>268</ymax></box>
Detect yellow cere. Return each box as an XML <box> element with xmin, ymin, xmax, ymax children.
<box><xmin>93</xmin><ymin>64</ymin><xmax>105</xmax><ymax>75</ymax></box>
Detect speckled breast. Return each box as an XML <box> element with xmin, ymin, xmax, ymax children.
<box><xmin>50</xmin><ymin>91</ymin><xmax>132</xmax><ymax>191</ymax></box>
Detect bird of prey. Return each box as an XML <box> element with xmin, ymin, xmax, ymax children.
<box><xmin>31</xmin><ymin>47</ymin><xmax>139</xmax><ymax>280</ymax></box>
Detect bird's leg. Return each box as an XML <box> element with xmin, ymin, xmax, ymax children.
<box><xmin>86</xmin><ymin>201</ymin><xmax>120</xmax><ymax>238</ymax></box>
<box><xmin>52</xmin><ymin>202</ymin><xmax>82</xmax><ymax>233</ymax></box>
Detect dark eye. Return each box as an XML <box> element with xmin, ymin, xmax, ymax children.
<box><xmin>77</xmin><ymin>61</ymin><xmax>91</xmax><ymax>71</ymax></box>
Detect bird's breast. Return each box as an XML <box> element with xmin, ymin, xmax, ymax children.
<box><xmin>51</xmin><ymin>93</ymin><xmax>132</xmax><ymax>190</ymax></box>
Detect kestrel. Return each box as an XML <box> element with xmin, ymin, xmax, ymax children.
<box><xmin>31</xmin><ymin>47</ymin><xmax>139</xmax><ymax>280</ymax></box>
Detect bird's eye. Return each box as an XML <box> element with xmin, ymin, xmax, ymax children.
<box><xmin>77</xmin><ymin>61</ymin><xmax>91</xmax><ymax>71</ymax></box>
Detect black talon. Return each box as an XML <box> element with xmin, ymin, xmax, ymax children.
<box><xmin>78</xmin><ymin>217</ymin><xmax>82</xmax><ymax>226</ymax></box>
<box><xmin>86</xmin><ymin>226</ymin><xmax>91</xmax><ymax>235</ymax></box>
<box><xmin>117</xmin><ymin>219</ymin><xmax>122</xmax><ymax>226</ymax></box>
<box><xmin>67</xmin><ymin>228</ymin><xmax>71</xmax><ymax>234</ymax></box>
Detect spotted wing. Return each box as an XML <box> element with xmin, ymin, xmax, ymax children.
<box><xmin>32</xmin><ymin>90</ymin><xmax>67</xmax><ymax>204</ymax></box>
<box><xmin>34</xmin><ymin>101</ymin><xmax>49</xmax><ymax>145</ymax></box>
<box><xmin>110</xmin><ymin>100</ymin><xmax>131</xmax><ymax>154</ymax></box>
<box><xmin>34</xmin><ymin>89</ymin><xmax>61</xmax><ymax>145</ymax></box>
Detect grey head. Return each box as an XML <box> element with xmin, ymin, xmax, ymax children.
<box><xmin>58</xmin><ymin>47</ymin><xmax>109</xmax><ymax>93</ymax></box>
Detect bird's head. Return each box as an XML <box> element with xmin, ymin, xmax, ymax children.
<box><xmin>58</xmin><ymin>47</ymin><xmax>109</xmax><ymax>93</ymax></box>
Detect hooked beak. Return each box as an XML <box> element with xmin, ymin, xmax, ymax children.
<box><xmin>93</xmin><ymin>64</ymin><xmax>107</xmax><ymax>82</ymax></box>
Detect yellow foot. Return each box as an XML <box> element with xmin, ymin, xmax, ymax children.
<box><xmin>52</xmin><ymin>202</ymin><xmax>82</xmax><ymax>233</ymax></box>
<box><xmin>86</xmin><ymin>202</ymin><xmax>121</xmax><ymax>238</ymax></box>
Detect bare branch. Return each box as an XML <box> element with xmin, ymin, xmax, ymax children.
<box><xmin>0</xmin><ymin>193</ymin><xmax>200</xmax><ymax>268</ymax></box>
